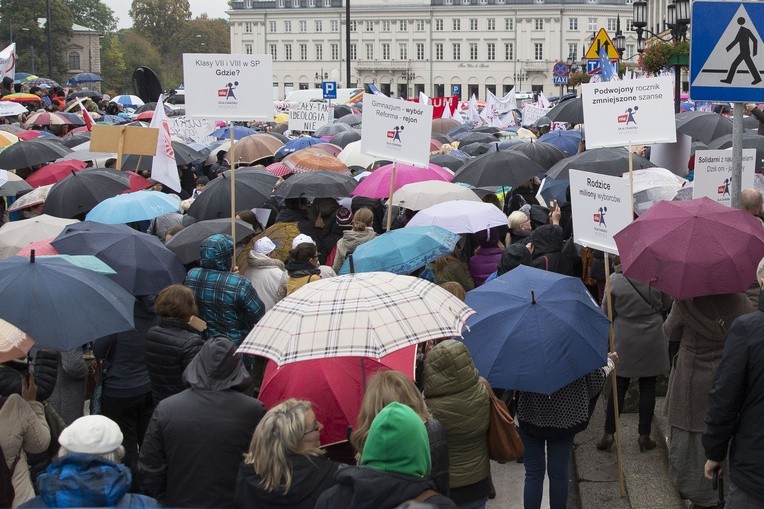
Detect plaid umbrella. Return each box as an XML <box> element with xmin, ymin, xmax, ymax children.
<box><xmin>237</xmin><ymin>272</ymin><xmax>475</xmax><ymax>365</ymax></box>
<box><xmin>26</xmin><ymin>77</ymin><xmax>60</xmax><ymax>88</ymax></box>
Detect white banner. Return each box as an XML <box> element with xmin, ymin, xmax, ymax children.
<box><xmin>182</xmin><ymin>54</ymin><xmax>273</xmax><ymax>121</ymax></box>
<box><xmin>582</xmin><ymin>76</ymin><xmax>676</xmax><ymax>149</ymax></box>
<box><xmin>288</xmin><ymin>102</ymin><xmax>334</xmax><ymax>133</ymax></box>
<box><xmin>361</xmin><ymin>94</ymin><xmax>432</xmax><ymax>167</ymax></box>
<box><xmin>167</xmin><ymin>116</ymin><xmax>217</xmax><ymax>144</ymax></box>
<box><xmin>521</xmin><ymin>105</ymin><xmax>550</xmax><ymax>127</ymax></box>
<box><xmin>0</xmin><ymin>44</ymin><xmax>15</xmax><ymax>82</ymax></box>
<box><xmin>693</xmin><ymin>149</ymin><xmax>755</xmax><ymax>207</ymax></box>
<box><xmin>570</xmin><ymin>169</ymin><xmax>633</xmax><ymax>255</ymax></box>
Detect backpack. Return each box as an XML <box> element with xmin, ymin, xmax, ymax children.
<box><xmin>0</xmin><ymin>398</ymin><xmax>22</xmax><ymax>509</ymax></box>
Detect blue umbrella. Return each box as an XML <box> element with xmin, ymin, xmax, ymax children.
<box><xmin>209</xmin><ymin>125</ymin><xmax>257</xmax><ymax>140</ymax></box>
<box><xmin>339</xmin><ymin>225</ymin><xmax>460</xmax><ymax>275</ymax></box>
<box><xmin>462</xmin><ymin>265</ymin><xmax>610</xmax><ymax>394</ymax></box>
<box><xmin>85</xmin><ymin>190</ymin><xmax>181</xmax><ymax>224</ymax></box>
<box><xmin>539</xmin><ymin>177</ymin><xmax>570</xmax><ymax>205</ymax></box>
<box><xmin>67</xmin><ymin>72</ymin><xmax>103</xmax><ymax>84</ymax></box>
<box><xmin>274</xmin><ymin>137</ymin><xmax>324</xmax><ymax>160</ymax></box>
<box><xmin>538</xmin><ymin>130</ymin><xmax>582</xmax><ymax>156</ymax></box>
<box><xmin>51</xmin><ymin>221</ymin><xmax>186</xmax><ymax>296</ymax></box>
<box><xmin>0</xmin><ymin>253</ymin><xmax>135</xmax><ymax>350</ymax></box>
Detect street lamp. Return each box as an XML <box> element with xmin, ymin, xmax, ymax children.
<box><xmin>632</xmin><ymin>0</ymin><xmax>691</xmax><ymax>113</ymax></box>
<box><xmin>401</xmin><ymin>69</ymin><xmax>415</xmax><ymax>99</ymax></box>
<box><xmin>513</xmin><ymin>71</ymin><xmax>526</xmax><ymax>92</ymax></box>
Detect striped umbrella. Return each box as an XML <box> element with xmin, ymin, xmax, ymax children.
<box><xmin>0</xmin><ymin>131</ymin><xmax>19</xmax><ymax>148</ymax></box>
<box><xmin>283</xmin><ymin>148</ymin><xmax>349</xmax><ymax>175</ymax></box>
<box><xmin>24</xmin><ymin>111</ymin><xmax>83</xmax><ymax>127</ymax></box>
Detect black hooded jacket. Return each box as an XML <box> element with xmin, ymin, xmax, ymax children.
<box><xmin>529</xmin><ymin>225</ymin><xmax>574</xmax><ymax>276</ymax></box>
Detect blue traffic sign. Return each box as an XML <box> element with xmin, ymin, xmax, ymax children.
<box><xmin>322</xmin><ymin>81</ymin><xmax>337</xmax><ymax>99</ymax></box>
<box><xmin>553</xmin><ymin>76</ymin><xmax>569</xmax><ymax>85</ymax></box>
<box><xmin>690</xmin><ymin>1</ymin><xmax>764</xmax><ymax>102</ymax></box>
<box><xmin>553</xmin><ymin>61</ymin><xmax>570</xmax><ymax>77</ymax></box>
<box><xmin>452</xmin><ymin>84</ymin><xmax>462</xmax><ymax>97</ymax></box>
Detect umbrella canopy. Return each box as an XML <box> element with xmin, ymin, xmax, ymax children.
<box><xmin>338</xmin><ymin>225</ymin><xmax>460</xmax><ymax>275</ymax></box>
<box><xmin>675</xmin><ymin>111</ymin><xmax>733</xmax><ymax>144</ymax></box>
<box><xmin>1</xmin><ymin>93</ymin><xmax>43</xmax><ymax>104</ymax></box>
<box><xmin>546</xmin><ymin>147</ymin><xmax>656</xmax><ymax>180</ymax></box>
<box><xmin>238</xmin><ymin>272</ymin><xmax>474</xmax><ymax>364</ymax></box>
<box><xmin>265</xmin><ymin>161</ymin><xmax>293</xmax><ymax>178</ymax></box>
<box><xmin>26</xmin><ymin>160</ymin><xmax>87</xmax><ymax>188</ymax></box>
<box><xmin>337</xmin><ymin>140</ymin><xmax>377</xmax><ymax>168</ymax></box>
<box><xmin>313</xmin><ymin>122</ymin><xmax>352</xmax><ymax>138</ymax></box>
<box><xmin>0</xmin><ymin>254</ymin><xmax>135</xmax><ymax>350</ymax></box>
<box><xmin>121</xmin><ymin>141</ymin><xmax>206</xmax><ymax>170</ymax></box>
<box><xmin>43</xmin><ymin>170</ymin><xmax>130</xmax><ymax>219</ymax></box>
<box><xmin>0</xmin><ymin>214</ymin><xmax>78</xmax><ymax>259</ymax></box>
<box><xmin>68</xmin><ymin>72</ymin><xmax>103</xmax><ymax>84</ymax></box>
<box><xmin>165</xmin><ymin>218</ymin><xmax>255</xmax><ymax>264</ymax></box>
<box><xmin>219</xmin><ymin>167</ymin><xmax>280</xmax><ymax>189</ymax></box>
<box><xmin>457</xmin><ymin>132</ymin><xmax>497</xmax><ymax>146</ymax></box>
<box><xmin>274</xmin><ymin>137</ymin><xmax>324</xmax><ymax>160</ymax></box>
<box><xmin>7</xmin><ymin>185</ymin><xmax>53</xmax><ymax>213</ymax></box>
<box><xmin>0</xmin><ymin>101</ymin><xmax>28</xmax><ymax>117</ymax></box>
<box><xmin>614</xmin><ymin>197</ymin><xmax>764</xmax><ymax>300</ymax></box>
<box><xmin>186</xmin><ymin>172</ymin><xmax>273</xmax><ymax>221</ymax></box>
<box><xmin>336</xmin><ymin>113</ymin><xmax>363</xmax><ymax>127</ymax></box>
<box><xmin>85</xmin><ymin>190</ymin><xmax>181</xmax><ymax>224</ymax></box>
<box><xmin>429</xmin><ymin>153</ymin><xmax>468</xmax><ymax>173</ymax></box>
<box><xmin>61</xmin><ymin>133</ymin><xmax>92</xmax><ymax>148</ymax></box>
<box><xmin>110</xmin><ymin>95</ymin><xmax>145</xmax><ymax>109</ymax></box>
<box><xmin>283</xmin><ymin>148</ymin><xmax>349</xmax><ymax>174</ymax></box>
<box><xmin>311</xmin><ymin>142</ymin><xmax>342</xmax><ymax>157</ymax></box>
<box><xmin>461</xmin><ymin>265</ymin><xmax>610</xmax><ymax>394</ymax></box>
<box><xmin>0</xmin><ymin>125</ymin><xmax>26</xmax><ymax>134</ymax></box>
<box><xmin>23</xmin><ymin>112</ymin><xmax>83</xmax><ymax>128</ymax></box>
<box><xmin>432</xmin><ymin>118</ymin><xmax>460</xmax><ymax>136</ymax></box>
<box><xmin>629</xmin><ymin>168</ymin><xmax>688</xmax><ymax>215</ymax></box>
<box><xmin>352</xmin><ymin>163</ymin><xmax>453</xmax><ymax>199</ymax></box>
<box><xmin>393</xmin><ymin>180</ymin><xmax>481</xmax><ymax>211</ymax></box>
<box><xmin>259</xmin><ymin>350</ymin><xmax>416</xmax><ymax>446</ymax></box>
<box><xmin>15</xmin><ymin>238</ymin><xmax>58</xmax><ymax>257</ymax></box>
<box><xmin>0</xmin><ymin>319</ymin><xmax>34</xmax><ymax>363</ymax></box>
<box><xmin>0</xmin><ymin>139</ymin><xmax>72</xmax><ymax>170</ymax></box>
<box><xmin>538</xmin><ymin>130</ymin><xmax>582</xmax><ymax>156</ymax></box>
<box><xmin>229</xmin><ymin>134</ymin><xmax>284</xmax><ymax>165</ymax></box>
<box><xmin>274</xmin><ymin>170</ymin><xmax>357</xmax><ymax>200</ymax></box>
<box><xmin>500</xmin><ymin>140</ymin><xmax>567</xmax><ymax>170</ymax></box>
<box><xmin>452</xmin><ymin>150</ymin><xmax>544</xmax><ymax>188</ymax></box>
<box><xmin>708</xmin><ymin>133</ymin><xmax>764</xmax><ymax>171</ymax></box>
<box><xmin>544</xmin><ymin>97</ymin><xmax>584</xmax><ymax>125</ymax></box>
<box><xmin>210</xmin><ymin>125</ymin><xmax>257</xmax><ymax>141</ymax></box>
<box><xmin>0</xmin><ymin>170</ymin><xmax>32</xmax><ymax>197</ymax></box>
<box><xmin>406</xmin><ymin>200</ymin><xmax>508</xmax><ymax>234</ymax></box>
<box><xmin>52</xmin><ymin>221</ymin><xmax>186</xmax><ymax>296</ymax></box>
<box><xmin>538</xmin><ymin>177</ymin><xmax>570</xmax><ymax>206</ymax></box>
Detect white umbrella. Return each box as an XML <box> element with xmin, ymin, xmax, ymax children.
<box><xmin>337</xmin><ymin>140</ymin><xmax>377</xmax><ymax>168</ymax></box>
<box><xmin>395</xmin><ymin>181</ymin><xmax>482</xmax><ymax>211</ymax></box>
<box><xmin>405</xmin><ymin>200</ymin><xmax>508</xmax><ymax>234</ymax></box>
<box><xmin>237</xmin><ymin>272</ymin><xmax>475</xmax><ymax>365</ymax></box>
<box><xmin>7</xmin><ymin>184</ymin><xmax>54</xmax><ymax>212</ymax></box>
<box><xmin>625</xmin><ymin>167</ymin><xmax>687</xmax><ymax>215</ymax></box>
<box><xmin>0</xmin><ymin>214</ymin><xmax>79</xmax><ymax>259</ymax></box>
<box><xmin>0</xmin><ymin>318</ymin><xmax>33</xmax><ymax>362</ymax></box>
<box><xmin>0</xmin><ymin>101</ymin><xmax>28</xmax><ymax>117</ymax></box>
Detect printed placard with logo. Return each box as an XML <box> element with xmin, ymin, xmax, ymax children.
<box><xmin>182</xmin><ymin>53</ymin><xmax>273</xmax><ymax>121</ymax></box>
<box><xmin>288</xmin><ymin>102</ymin><xmax>334</xmax><ymax>133</ymax></box>
<box><xmin>570</xmin><ymin>169</ymin><xmax>633</xmax><ymax>255</ymax></box>
<box><xmin>581</xmin><ymin>76</ymin><xmax>676</xmax><ymax>149</ymax></box>
<box><xmin>693</xmin><ymin>149</ymin><xmax>755</xmax><ymax>206</ymax></box>
<box><xmin>361</xmin><ymin>94</ymin><xmax>433</xmax><ymax>167</ymax></box>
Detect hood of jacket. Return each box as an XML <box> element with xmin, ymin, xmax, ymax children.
<box><xmin>248</xmin><ymin>250</ymin><xmax>286</xmax><ymax>270</ymax></box>
<box><xmin>339</xmin><ymin>229</ymin><xmax>377</xmax><ymax>251</ymax></box>
<box><xmin>237</xmin><ymin>455</ymin><xmax>336</xmax><ymax>506</ymax></box>
<box><xmin>285</xmin><ymin>260</ymin><xmax>321</xmax><ymax>278</ymax></box>
<box><xmin>37</xmin><ymin>453</ymin><xmax>132</xmax><ymax>508</ymax></box>
<box><xmin>423</xmin><ymin>339</ymin><xmax>480</xmax><ymax>398</ymax></box>
<box><xmin>199</xmin><ymin>234</ymin><xmax>234</xmax><ymax>271</ymax></box>
<box><xmin>329</xmin><ymin>466</ymin><xmax>437</xmax><ymax>509</ymax></box>
<box><xmin>529</xmin><ymin>225</ymin><xmax>564</xmax><ymax>257</ymax></box>
<box><xmin>674</xmin><ymin>293</ymin><xmax>752</xmax><ymax>341</ymax></box>
<box><xmin>182</xmin><ymin>336</ymin><xmax>252</xmax><ymax>391</ymax></box>
<box><xmin>498</xmin><ymin>244</ymin><xmax>533</xmax><ymax>275</ymax></box>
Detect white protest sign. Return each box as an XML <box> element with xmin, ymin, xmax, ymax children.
<box><xmin>361</xmin><ymin>94</ymin><xmax>433</xmax><ymax>167</ymax></box>
<box><xmin>693</xmin><ymin>149</ymin><xmax>755</xmax><ymax>206</ymax></box>
<box><xmin>582</xmin><ymin>76</ymin><xmax>676</xmax><ymax>149</ymax></box>
<box><xmin>570</xmin><ymin>169</ymin><xmax>633</xmax><ymax>255</ymax></box>
<box><xmin>288</xmin><ymin>102</ymin><xmax>334</xmax><ymax>133</ymax></box>
<box><xmin>182</xmin><ymin>54</ymin><xmax>273</xmax><ymax>121</ymax></box>
<box><xmin>521</xmin><ymin>105</ymin><xmax>550</xmax><ymax>127</ymax></box>
<box><xmin>167</xmin><ymin>116</ymin><xmax>217</xmax><ymax>144</ymax></box>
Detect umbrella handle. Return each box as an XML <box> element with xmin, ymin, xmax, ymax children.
<box><xmin>349</xmin><ymin>253</ymin><xmax>355</xmax><ymax>274</ymax></box>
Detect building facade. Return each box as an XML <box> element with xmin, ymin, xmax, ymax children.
<box><xmin>66</xmin><ymin>23</ymin><xmax>102</xmax><ymax>77</ymax></box>
<box><xmin>229</xmin><ymin>0</ymin><xmax>638</xmax><ymax>100</ymax></box>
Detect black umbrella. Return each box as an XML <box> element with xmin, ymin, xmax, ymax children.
<box><xmin>274</xmin><ymin>170</ymin><xmax>357</xmax><ymax>200</ymax></box>
<box><xmin>460</xmin><ymin>143</ymin><xmax>492</xmax><ymax>156</ymax></box>
<box><xmin>453</xmin><ymin>150</ymin><xmax>544</xmax><ymax>187</ymax></box>
<box><xmin>458</xmin><ymin>132</ymin><xmax>497</xmax><ymax>146</ymax></box>
<box><xmin>709</xmin><ymin>133</ymin><xmax>764</xmax><ymax>171</ymax></box>
<box><xmin>499</xmin><ymin>140</ymin><xmax>567</xmax><ymax>170</ymax></box>
<box><xmin>473</xmin><ymin>126</ymin><xmax>501</xmax><ymax>134</ymax></box>
<box><xmin>265</xmin><ymin>131</ymin><xmax>290</xmax><ymax>143</ymax></box>
<box><xmin>330</xmin><ymin>129</ymin><xmax>362</xmax><ymax>148</ymax></box>
<box><xmin>0</xmin><ymin>140</ymin><xmax>72</xmax><ymax>170</ymax></box>
<box><xmin>448</xmin><ymin>125</ymin><xmax>473</xmax><ymax>140</ymax></box>
<box><xmin>219</xmin><ymin>167</ymin><xmax>280</xmax><ymax>189</ymax></box>
<box><xmin>165</xmin><ymin>218</ymin><xmax>254</xmax><ymax>264</ymax></box>
<box><xmin>430</xmin><ymin>153</ymin><xmax>469</xmax><ymax>172</ymax></box>
<box><xmin>186</xmin><ymin>171</ymin><xmax>273</xmax><ymax>220</ymax></box>
<box><xmin>337</xmin><ymin>114</ymin><xmax>363</xmax><ymax>127</ymax></box>
<box><xmin>120</xmin><ymin>141</ymin><xmax>206</xmax><ymax>171</ymax></box>
<box><xmin>314</xmin><ymin>123</ymin><xmax>351</xmax><ymax>137</ymax></box>
<box><xmin>431</xmin><ymin>133</ymin><xmax>453</xmax><ymax>144</ymax></box>
<box><xmin>43</xmin><ymin>170</ymin><xmax>130</xmax><ymax>218</ymax></box>
<box><xmin>545</xmin><ymin>97</ymin><xmax>583</xmax><ymax>125</ymax></box>
<box><xmin>334</xmin><ymin>105</ymin><xmax>354</xmax><ymax>118</ymax></box>
<box><xmin>675</xmin><ymin>111</ymin><xmax>733</xmax><ymax>144</ymax></box>
<box><xmin>62</xmin><ymin>133</ymin><xmax>92</xmax><ymax>148</ymax></box>
<box><xmin>546</xmin><ymin>147</ymin><xmax>656</xmax><ymax>180</ymax></box>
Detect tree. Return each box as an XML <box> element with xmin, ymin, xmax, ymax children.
<box><xmin>129</xmin><ymin>0</ymin><xmax>191</xmax><ymax>54</ymax></box>
<box><xmin>176</xmin><ymin>15</ymin><xmax>231</xmax><ymax>55</ymax></box>
<box><xmin>65</xmin><ymin>0</ymin><xmax>117</xmax><ymax>33</ymax></box>
<box><xmin>119</xmin><ymin>29</ymin><xmax>162</xmax><ymax>91</ymax></box>
<box><xmin>100</xmin><ymin>32</ymin><xmax>126</xmax><ymax>93</ymax></box>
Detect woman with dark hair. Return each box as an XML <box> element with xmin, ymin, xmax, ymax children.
<box><xmin>285</xmin><ymin>243</ymin><xmax>323</xmax><ymax>295</ymax></box>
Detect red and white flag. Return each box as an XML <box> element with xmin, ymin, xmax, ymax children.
<box><xmin>75</xmin><ymin>98</ymin><xmax>96</xmax><ymax>131</ymax></box>
<box><xmin>0</xmin><ymin>44</ymin><xmax>16</xmax><ymax>82</ymax></box>
<box><xmin>149</xmin><ymin>95</ymin><xmax>181</xmax><ymax>192</ymax></box>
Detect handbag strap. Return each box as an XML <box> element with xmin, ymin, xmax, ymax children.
<box><xmin>414</xmin><ymin>489</ymin><xmax>439</xmax><ymax>503</ymax></box>
<box><xmin>624</xmin><ymin>276</ymin><xmax>661</xmax><ymax>314</ymax></box>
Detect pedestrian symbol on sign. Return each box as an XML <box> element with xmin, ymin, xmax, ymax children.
<box><xmin>720</xmin><ymin>17</ymin><xmax>761</xmax><ymax>85</ymax></box>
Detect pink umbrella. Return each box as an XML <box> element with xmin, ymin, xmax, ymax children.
<box><xmin>16</xmin><ymin>238</ymin><xmax>59</xmax><ymax>257</ymax></box>
<box><xmin>351</xmin><ymin>162</ymin><xmax>454</xmax><ymax>199</ymax></box>
<box><xmin>26</xmin><ymin>160</ymin><xmax>88</xmax><ymax>188</ymax></box>
<box><xmin>265</xmin><ymin>162</ymin><xmax>293</xmax><ymax>178</ymax></box>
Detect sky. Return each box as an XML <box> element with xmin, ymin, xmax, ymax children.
<box><xmin>103</xmin><ymin>0</ymin><xmax>230</xmax><ymax>29</ymax></box>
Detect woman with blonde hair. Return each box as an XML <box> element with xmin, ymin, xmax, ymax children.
<box><xmin>350</xmin><ymin>370</ymin><xmax>450</xmax><ymax>494</ymax></box>
<box><xmin>235</xmin><ymin>399</ymin><xmax>340</xmax><ymax>509</ymax></box>
<box><xmin>332</xmin><ymin>207</ymin><xmax>377</xmax><ymax>272</ymax></box>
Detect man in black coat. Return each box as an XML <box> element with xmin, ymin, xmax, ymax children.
<box><xmin>139</xmin><ymin>337</ymin><xmax>265</xmax><ymax>508</ymax></box>
<box><xmin>702</xmin><ymin>258</ymin><xmax>764</xmax><ymax>508</ymax></box>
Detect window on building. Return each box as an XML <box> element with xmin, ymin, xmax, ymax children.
<box><xmin>278</xmin><ymin>0</ymin><xmax>284</xmax><ymax>7</ymax></box>
<box><xmin>366</xmin><ymin>20</ymin><xmax>373</xmax><ymax>31</ymax></box>
<box><xmin>444</xmin><ymin>0</ymin><xmax>451</xmax><ymax>4</ymax></box>
<box><xmin>300</xmin><ymin>20</ymin><xmax>307</xmax><ymax>32</ymax></box>
<box><xmin>331</xmin><ymin>19</ymin><xmax>339</xmax><ymax>31</ymax></box>
<box><xmin>270</xmin><ymin>44</ymin><xmax>277</xmax><ymax>59</ymax></box>
<box><xmin>399</xmin><ymin>44</ymin><xmax>407</xmax><ymax>60</ymax></box>
<box><xmin>453</xmin><ymin>19</ymin><xmax>460</xmax><ymax>30</ymax></box>
<box><xmin>588</xmin><ymin>17</ymin><xmax>597</xmax><ymax>31</ymax></box>
<box><xmin>486</xmin><ymin>84</ymin><xmax>496</xmax><ymax>96</ymax></box>
<box><xmin>309</xmin><ymin>0</ymin><xmax>315</xmax><ymax>6</ymax></box>
<box><xmin>382</xmin><ymin>20</ymin><xmax>390</xmax><ymax>31</ymax></box>
<box><xmin>470</xmin><ymin>19</ymin><xmax>478</xmax><ymax>30</ymax></box>
<box><xmin>434</xmin><ymin>83</ymin><xmax>445</xmax><ymax>96</ymax></box>
<box><xmin>285</xmin><ymin>44</ymin><xmax>292</xmax><ymax>60</ymax></box>
<box><xmin>505</xmin><ymin>18</ymin><xmax>514</xmax><ymax>30</ymax></box>
<box><xmin>331</xmin><ymin>43</ymin><xmax>339</xmax><ymax>59</ymax></box>
<box><xmin>299</xmin><ymin>44</ymin><xmax>307</xmax><ymax>59</ymax></box>
<box><xmin>366</xmin><ymin>43</ymin><xmax>373</xmax><ymax>59</ymax></box>
<box><xmin>284</xmin><ymin>21</ymin><xmax>292</xmax><ymax>32</ymax></box>
<box><xmin>293</xmin><ymin>0</ymin><xmax>299</xmax><ymax>6</ymax></box>
<box><xmin>325</xmin><ymin>0</ymin><xmax>331</xmax><ymax>6</ymax></box>
<box><xmin>269</xmin><ymin>20</ymin><xmax>276</xmax><ymax>32</ymax></box>
<box><xmin>435</xmin><ymin>43</ymin><xmax>443</xmax><ymax>60</ymax></box>
<box><xmin>452</xmin><ymin>43</ymin><xmax>460</xmax><ymax>59</ymax></box>
<box><xmin>316</xmin><ymin>44</ymin><xmax>323</xmax><ymax>59</ymax></box>
<box><xmin>566</xmin><ymin>43</ymin><xmax>576</xmax><ymax>60</ymax></box>
<box><xmin>315</xmin><ymin>20</ymin><xmax>322</xmax><ymax>31</ymax></box>
<box><xmin>245</xmin><ymin>22</ymin><xmax>253</xmax><ymax>33</ymax></box>
<box><xmin>400</xmin><ymin>20</ymin><xmax>408</xmax><ymax>31</ymax></box>
<box><xmin>245</xmin><ymin>43</ymin><xmax>253</xmax><ymax>54</ymax></box>
<box><xmin>626</xmin><ymin>44</ymin><xmax>635</xmax><ymax>59</ymax></box>
<box><xmin>607</xmin><ymin>18</ymin><xmax>617</xmax><ymax>31</ymax></box>
<box><xmin>496</xmin><ymin>0</ymin><xmax>505</xmax><ymax>4</ymax></box>
<box><xmin>534</xmin><ymin>42</ymin><xmax>543</xmax><ymax>60</ymax></box>
<box><xmin>487</xmin><ymin>18</ymin><xmax>495</xmax><ymax>30</ymax></box>
<box><xmin>505</xmin><ymin>42</ymin><xmax>514</xmax><ymax>60</ymax></box>
<box><xmin>626</xmin><ymin>18</ymin><xmax>633</xmax><ymax>31</ymax></box>
<box><xmin>416</xmin><ymin>20</ymin><xmax>424</xmax><ymax>31</ymax></box>
<box><xmin>435</xmin><ymin>19</ymin><xmax>443</xmax><ymax>31</ymax></box>
<box><xmin>487</xmin><ymin>42</ymin><xmax>495</xmax><ymax>60</ymax></box>
<box><xmin>350</xmin><ymin>44</ymin><xmax>357</xmax><ymax>59</ymax></box>
<box><xmin>534</xmin><ymin>18</ymin><xmax>543</xmax><ymax>30</ymax></box>
<box><xmin>469</xmin><ymin>43</ymin><xmax>478</xmax><ymax>60</ymax></box>
<box><xmin>416</xmin><ymin>43</ymin><xmax>425</xmax><ymax>60</ymax></box>
<box><xmin>382</xmin><ymin>43</ymin><xmax>390</xmax><ymax>59</ymax></box>
<box><xmin>569</xmin><ymin>17</ymin><xmax>578</xmax><ymax>30</ymax></box>
<box><xmin>462</xmin><ymin>0</ymin><xmax>469</xmax><ymax>5</ymax></box>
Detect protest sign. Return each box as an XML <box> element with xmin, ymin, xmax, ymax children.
<box><xmin>288</xmin><ymin>102</ymin><xmax>334</xmax><ymax>132</ymax></box>
<box><xmin>570</xmin><ymin>169</ymin><xmax>633</xmax><ymax>255</ymax></box>
<box><xmin>182</xmin><ymin>54</ymin><xmax>273</xmax><ymax>121</ymax></box>
<box><xmin>693</xmin><ymin>149</ymin><xmax>755</xmax><ymax>206</ymax></box>
<box><xmin>582</xmin><ymin>76</ymin><xmax>676</xmax><ymax>149</ymax></box>
<box><xmin>521</xmin><ymin>105</ymin><xmax>550</xmax><ymax>127</ymax></box>
<box><xmin>167</xmin><ymin>116</ymin><xmax>217</xmax><ymax>144</ymax></box>
<box><xmin>361</xmin><ymin>94</ymin><xmax>432</xmax><ymax>167</ymax></box>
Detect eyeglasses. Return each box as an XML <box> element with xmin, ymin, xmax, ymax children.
<box><xmin>303</xmin><ymin>423</ymin><xmax>320</xmax><ymax>435</ymax></box>
<box><xmin>311</xmin><ymin>254</ymin><xmax>320</xmax><ymax>260</ymax></box>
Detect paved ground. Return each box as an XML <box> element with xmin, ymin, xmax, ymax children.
<box><xmin>487</xmin><ymin>458</ymin><xmax>550</xmax><ymax>509</ymax></box>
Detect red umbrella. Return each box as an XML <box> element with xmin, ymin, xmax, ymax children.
<box><xmin>16</xmin><ymin>238</ymin><xmax>59</xmax><ymax>257</ymax></box>
<box><xmin>265</xmin><ymin>162</ymin><xmax>292</xmax><ymax>178</ymax></box>
<box><xmin>258</xmin><ymin>346</ymin><xmax>417</xmax><ymax>446</ymax></box>
<box><xmin>26</xmin><ymin>160</ymin><xmax>87</xmax><ymax>188</ymax></box>
<box><xmin>614</xmin><ymin>197</ymin><xmax>764</xmax><ymax>300</ymax></box>
<box><xmin>123</xmin><ymin>171</ymin><xmax>153</xmax><ymax>193</ymax></box>
<box><xmin>16</xmin><ymin>130</ymin><xmax>43</xmax><ymax>141</ymax></box>
<box><xmin>135</xmin><ymin>111</ymin><xmax>154</xmax><ymax>122</ymax></box>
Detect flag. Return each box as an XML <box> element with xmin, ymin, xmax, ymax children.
<box><xmin>149</xmin><ymin>95</ymin><xmax>181</xmax><ymax>192</ymax></box>
<box><xmin>451</xmin><ymin>105</ymin><xmax>464</xmax><ymax>123</ymax></box>
<box><xmin>75</xmin><ymin>98</ymin><xmax>95</xmax><ymax>131</ymax></box>
<box><xmin>465</xmin><ymin>94</ymin><xmax>481</xmax><ymax>125</ymax></box>
<box><xmin>0</xmin><ymin>43</ymin><xmax>16</xmax><ymax>82</ymax></box>
<box><xmin>598</xmin><ymin>45</ymin><xmax>616</xmax><ymax>82</ymax></box>
<box><xmin>367</xmin><ymin>83</ymin><xmax>386</xmax><ymax>96</ymax></box>
<box><xmin>419</xmin><ymin>91</ymin><xmax>430</xmax><ymax>106</ymax></box>
<box><xmin>480</xmin><ymin>92</ymin><xmax>500</xmax><ymax>126</ymax></box>
<box><xmin>537</xmin><ymin>92</ymin><xmax>551</xmax><ymax>109</ymax></box>
<box><xmin>440</xmin><ymin>100</ymin><xmax>452</xmax><ymax>119</ymax></box>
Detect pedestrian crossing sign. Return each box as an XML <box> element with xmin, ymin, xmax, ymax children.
<box><xmin>690</xmin><ymin>1</ymin><xmax>764</xmax><ymax>102</ymax></box>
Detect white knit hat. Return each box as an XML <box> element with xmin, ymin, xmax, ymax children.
<box><xmin>291</xmin><ymin>234</ymin><xmax>316</xmax><ymax>249</ymax></box>
<box><xmin>59</xmin><ymin>415</ymin><xmax>123</xmax><ymax>455</ymax></box>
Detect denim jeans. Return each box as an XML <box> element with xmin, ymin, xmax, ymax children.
<box><xmin>455</xmin><ymin>498</ymin><xmax>488</xmax><ymax>509</ymax></box>
<box><xmin>519</xmin><ymin>428</ymin><xmax>574</xmax><ymax>509</ymax></box>
<box><xmin>727</xmin><ymin>483</ymin><xmax>764</xmax><ymax>509</ymax></box>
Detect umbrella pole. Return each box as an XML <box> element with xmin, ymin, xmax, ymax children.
<box><xmin>628</xmin><ymin>145</ymin><xmax>635</xmax><ymax>217</ymax></box>
<box><xmin>359</xmin><ymin>357</ymin><xmax>367</xmax><ymax>390</ymax></box>
<box><xmin>386</xmin><ymin>161</ymin><xmax>397</xmax><ymax>231</ymax></box>
<box><xmin>604</xmin><ymin>252</ymin><xmax>626</xmax><ymax>498</ymax></box>
<box><xmin>229</xmin><ymin>121</ymin><xmax>237</xmax><ymax>272</ymax></box>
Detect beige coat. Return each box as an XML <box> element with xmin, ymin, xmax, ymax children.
<box><xmin>0</xmin><ymin>394</ymin><xmax>50</xmax><ymax>507</ymax></box>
